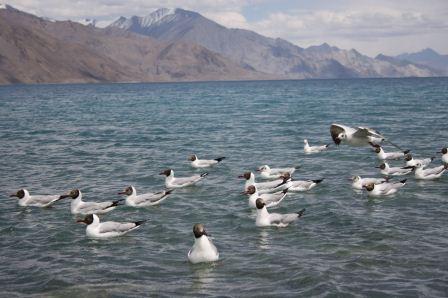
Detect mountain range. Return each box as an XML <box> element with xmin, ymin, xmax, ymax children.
<box><xmin>0</xmin><ymin>5</ymin><xmax>444</xmax><ymax>85</ymax></box>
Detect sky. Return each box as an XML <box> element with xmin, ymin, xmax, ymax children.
<box><xmin>4</xmin><ymin>0</ymin><xmax>448</xmax><ymax>57</ymax></box>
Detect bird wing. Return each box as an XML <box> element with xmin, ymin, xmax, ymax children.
<box><xmin>354</xmin><ymin>126</ymin><xmax>384</xmax><ymax>139</ymax></box>
<box><xmin>99</xmin><ymin>221</ymin><xmax>136</xmax><ymax>234</ymax></box>
<box><xmin>172</xmin><ymin>175</ymin><xmax>202</xmax><ymax>186</ymax></box>
<box><xmin>31</xmin><ymin>195</ymin><xmax>60</xmax><ymax>205</ymax></box>
<box><xmin>424</xmin><ymin>165</ymin><xmax>445</xmax><ymax>176</ymax></box>
<box><xmin>133</xmin><ymin>192</ymin><xmax>166</xmax><ymax>204</ymax></box>
<box><xmin>77</xmin><ymin>201</ymin><xmax>113</xmax><ymax>213</ymax></box>
<box><xmin>261</xmin><ymin>192</ymin><xmax>286</xmax><ymax>207</ymax></box>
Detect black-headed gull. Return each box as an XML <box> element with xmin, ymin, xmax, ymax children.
<box><xmin>77</xmin><ymin>214</ymin><xmax>147</xmax><ymax>239</ymax></box>
<box><xmin>351</xmin><ymin>176</ymin><xmax>387</xmax><ymax>190</ymax></box>
<box><xmin>159</xmin><ymin>169</ymin><xmax>208</xmax><ymax>188</ymax></box>
<box><xmin>277</xmin><ymin>173</ymin><xmax>323</xmax><ymax>192</ymax></box>
<box><xmin>404</xmin><ymin>154</ymin><xmax>434</xmax><ymax>168</ymax></box>
<box><xmin>413</xmin><ymin>163</ymin><xmax>448</xmax><ymax>180</ymax></box>
<box><xmin>10</xmin><ymin>189</ymin><xmax>64</xmax><ymax>207</ymax></box>
<box><xmin>257</xmin><ymin>165</ymin><xmax>299</xmax><ymax>180</ymax></box>
<box><xmin>439</xmin><ymin>147</ymin><xmax>448</xmax><ymax>164</ymax></box>
<box><xmin>118</xmin><ymin>186</ymin><xmax>172</xmax><ymax>207</ymax></box>
<box><xmin>243</xmin><ymin>185</ymin><xmax>288</xmax><ymax>208</ymax></box>
<box><xmin>370</xmin><ymin>143</ymin><xmax>409</xmax><ymax>160</ymax></box>
<box><xmin>303</xmin><ymin>139</ymin><xmax>329</xmax><ymax>154</ymax></box>
<box><xmin>189</xmin><ymin>154</ymin><xmax>226</xmax><ymax>168</ymax></box>
<box><xmin>239</xmin><ymin>172</ymin><xmax>289</xmax><ymax>194</ymax></box>
<box><xmin>363</xmin><ymin>179</ymin><xmax>407</xmax><ymax>196</ymax></box>
<box><xmin>60</xmin><ymin>189</ymin><xmax>123</xmax><ymax>215</ymax></box>
<box><xmin>330</xmin><ymin>123</ymin><xmax>384</xmax><ymax>146</ymax></box>
<box><xmin>255</xmin><ymin>199</ymin><xmax>305</xmax><ymax>227</ymax></box>
<box><xmin>188</xmin><ymin>224</ymin><xmax>219</xmax><ymax>264</ymax></box>
<box><xmin>377</xmin><ymin>162</ymin><xmax>413</xmax><ymax>176</ymax></box>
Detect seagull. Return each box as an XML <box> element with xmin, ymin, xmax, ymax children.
<box><xmin>189</xmin><ymin>154</ymin><xmax>226</xmax><ymax>168</ymax></box>
<box><xmin>369</xmin><ymin>143</ymin><xmax>409</xmax><ymax>160</ymax></box>
<box><xmin>303</xmin><ymin>139</ymin><xmax>329</xmax><ymax>154</ymax></box>
<box><xmin>330</xmin><ymin>123</ymin><xmax>385</xmax><ymax>146</ymax></box>
<box><xmin>159</xmin><ymin>169</ymin><xmax>208</xmax><ymax>188</ymax></box>
<box><xmin>351</xmin><ymin>176</ymin><xmax>387</xmax><ymax>190</ymax></box>
<box><xmin>277</xmin><ymin>173</ymin><xmax>323</xmax><ymax>192</ymax></box>
<box><xmin>77</xmin><ymin>214</ymin><xmax>147</xmax><ymax>239</ymax></box>
<box><xmin>60</xmin><ymin>189</ymin><xmax>123</xmax><ymax>215</ymax></box>
<box><xmin>413</xmin><ymin>163</ymin><xmax>448</xmax><ymax>180</ymax></box>
<box><xmin>243</xmin><ymin>185</ymin><xmax>288</xmax><ymax>208</ymax></box>
<box><xmin>404</xmin><ymin>154</ymin><xmax>434</xmax><ymax>168</ymax></box>
<box><xmin>10</xmin><ymin>189</ymin><xmax>64</xmax><ymax>207</ymax></box>
<box><xmin>255</xmin><ymin>199</ymin><xmax>305</xmax><ymax>227</ymax></box>
<box><xmin>439</xmin><ymin>147</ymin><xmax>448</xmax><ymax>164</ymax></box>
<box><xmin>238</xmin><ymin>172</ymin><xmax>289</xmax><ymax>194</ymax></box>
<box><xmin>377</xmin><ymin>162</ymin><xmax>413</xmax><ymax>176</ymax></box>
<box><xmin>118</xmin><ymin>186</ymin><xmax>173</xmax><ymax>207</ymax></box>
<box><xmin>363</xmin><ymin>179</ymin><xmax>407</xmax><ymax>197</ymax></box>
<box><xmin>257</xmin><ymin>165</ymin><xmax>299</xmax><ymax>180</ymax></box>
<box><xmin>188</xmin><ymin>224</ymin><xmax>219</xmax><ymax>264</ymax></box>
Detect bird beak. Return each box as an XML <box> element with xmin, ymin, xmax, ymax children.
<box><xmin>159</xmin><ymin>172</ymin><xmax>165</xmax><ymax>175</ymax></box>
<box><xmin>118</xmin><ymin>191</ymin><xmax>126</xmax><ymax>195</ymax></box>
<box><xmin>59</xmin><ymin>194</ymin><xmax>70</xmax><ymax>199</ymax></box>
<box><xmin>9</xmin><ymin>193</ymin><xmax>18</xmax><ymax>197</ymax></box>
<box><xmin>256</xmin><ymin>169</ymin><xmax>261</xmax><ymax>172</ymax></box>
<box><xmin>76</xmin><ymin>219</ymin><xmax>86</xmax><ymax>224</ymax></box>
<box><xmin>203</xmin><ymin>230</ymin><xmax>209</xmax><ymax>237</ymax></box>
<box><xmin>241</xmin><ymin>190</ymin><xmax>249</xmax><ymax>195</ymax></box>
<box><xmin>237</xmin><ymin>175</ymin><xmax>244</xmax><ymax>179</ymax></box>
<box><xmin>375</xmin><ymin>166</ymin><xmax>381</xmax><ymax>168</ymax></box>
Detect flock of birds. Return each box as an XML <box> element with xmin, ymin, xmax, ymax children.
<box><xmin>9</xmin><ymin>124</ymin><xmax>448</xmax><ymax>264</ymax></box>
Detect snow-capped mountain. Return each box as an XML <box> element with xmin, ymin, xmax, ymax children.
<box><xmin>110</xmin><ymin>8</ymin><xmax>178</xmax><ymax>31</ymax></box>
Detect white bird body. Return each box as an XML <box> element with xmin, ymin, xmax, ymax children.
<box><xmin>373</xmin><ymin>146</ymin><xmax>408</xmax><ymax>160</ymax></box>
<box><xmin>330</xmin><ymin>124</ymin><xmax>384</xmax><ymax>146</ymax></box>
<box><xmin>351</xmin><ymin>176</ymin><xmax>387</xmax><ymax>190</ymax></box>
<box><xmin>11</xmin><ymin>189</ymin><xmax>62</xmax><ymax>207</ymax></box>
<box><xmin>255</xmin><ymin>200</ymin><xmax>305</xmax><ymax>228</ymax></box>
<box><xmin>244</xmin><ymin>185</ymin><xmax>287</xmax><ymax>208</ymax></box>
<box><xmin>303</xmin><ymin>139</ymin><xmax>329</xmax><ymax>154</ymax></box>
<box><xmin>188</xmin><ymin>224</ymin><xmax>219</xmax><ymax>264</ymax></box>
<box><xmin>189</xmin><ymin>155</ymin><xmax>225</xmax><ymax>168</ymax></box>
<box><xmin>160</xmin><ymin>169</ymin><xmax>207</xmax><ymax>188</ymax></box>
<box><xmin>61</xmin><ymin>190</ymin><xmax>121</xmax><ymax>215</ymax></box>
<box><xmin>79</xmin><ymin>214</ymin><xmax>146</xmax><ymax>239</ymax></box>
<box><xmin>120</xmin><ymin>186</ymin><xmax>172</xmax><ymax>207</ymax></box>
<box><xmin>405</xmin><ymin>154</ymin><xmax>434</xmax><ymax>168</ymax></box>
<box><xmin>258</xmin><ymin>165</ymin><xmax>298</xmax><ymax>180</ymax></box>
<box><xmin>284</xmin><ymin>179</ymin><xmax>323</xmax><ymax>192</ymax></box>
<box><xmin>414</xmin><ymin>163</ymin><xmax>447</xmax><ymax>180</ymax></box>
<box><xmin>378</xmin><ymin>162</ymin><xmax>413</xmax><ymax>176</ymax></box>
<box><xmin>364</xmin><ymin>180</ymin><xmax>407</xmax><ymax>197</ymax></box>
<box><xmin>240</xmin><ymin>172</ymin><xmax>288</xmax><ymax>194</ymax></box>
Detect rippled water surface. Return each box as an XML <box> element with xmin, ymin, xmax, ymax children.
<box><xmin>0</xmin><ymin>78</ymin><xmax>447</xmax><ymax>297</ymax></box>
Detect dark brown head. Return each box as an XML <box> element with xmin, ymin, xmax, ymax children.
<box><xmin>244</xmin><ymin>185</ymin><xmax>256</xmax><ymax>195</ymax></box>
<box><xmin>76</xmin><ymin>214</ymin><xmax>94</xmax><ymax>225</ymax></box>
<box><xmin>280</xmin><ymin>172</ymin><xmax>291</xmax><ymax>180</ymax></box>
<box><xmin>193</xmin><ymin>223</ymin><xmax>208</xmax><ymax>238</ymax></box>
<box><xmin>238</xmin><ymin>172</ymin><xmax>252</xmax><ymax>180</ymax></box>
<box><xmin>189</xmin><ymin>155</ymin><xmax>197</xmax><ymax>161</ymax></box>
<box><xmin>60</xmin><ymin>189</ymin><xmax>80</xmax><ymax>200</ymax></box>
<box><xmin>10</xmin><ymin>189</ymin><xmax>26</xmax><ymax>199</ymax></box>
<box><xmin>374</xmin><ymin>147</ymin><xmax>381</xmax><ymax>153</ymax></box>
<box><xmin>404</xmin><ymin>154</ymin><xmax>413</xmax><ymax>161</ymax></box>
<box><xmin>255</xmin><ymin>198</ymin><xmax>265</xmax><ymax>209</ymax></box>
<box><xmin>118</xmin><ymin>186</ymin><xmax>134</xmax><ymax>196</ymax></box>
<box><xmin>441</xmin><ymin>148</ymin><xmax>448</xmax><ymax>154</ymax></box>
<box><xmin>159</xmin><ymin>169</ymin><xmax>173</xmax><ymax>177</ymax></box>
<box><xmin>378</xmin><ymin>163</ymin><xmax>386</xmax><ymax>170</ymax></box>
<box><xmin>364</xmin><ymin>183</ymin><xmax>375</xmax><ymax>191</ymax></box>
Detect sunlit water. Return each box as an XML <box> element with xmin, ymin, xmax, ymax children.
<box><xmin>0</xmin><ymin>78</ymin><xmax>447</xmax><ymax>297</ymax></box>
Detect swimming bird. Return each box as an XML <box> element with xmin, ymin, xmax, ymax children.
<box><xmin>239</xmin><ymin>172</ymin><xmax>290</xmax><ymax>194</ymax></box>
<box><xmin>60</xmin><ymin>189</ymin><xmax>123</xmax><ymax>215</ymax></box>
<box><xmin>118</xmin><ymin>186</ymin><xmax>172</xmax><ymax>207</ymax></box>
<box><xmin>363</xmin><ymin>179</ymin><xmax>407</xmax><ymax>197</ymax></box>
<box><xmin>189</xmin><ymin>155</ymin><xmax>226</xmax><ymax>168</ymax></box>
<box><xmin>277</xmin><ymin>173</ymin><xmax>323</xmax><ymax>192</ymax></box>
<box><xmin>413</xmin><ymin>163</ymin><xmax>448</xmax><ymax>180</ymax></box>
<box><xmin>370</xmin><ymin>143</ymin><xmax>409</xmax><ymax>160</ymax></box>
<box><xmin>377</xmin><ymin>162</ymin><xmax>413</xmax><ymax>176</ymax></box>
<box><xmin>255</xmin><ymin>199</ymin><xmax>305</xmax><ymax>227</ymax></box>
<box><xmin>159</xmin><ymin>169</ymin><xmax>208</xmax><ymax>188</ymax></box>
<box><xmin>77</xmin><ymin>214</ymin><xmax>147</xmax><ymax>239</ymax></box>
<box><xmin>257</xmin><ymin>165</ymin><xmax>299</xmax><ymax>180</ymax></box>
<box><xmin>243</xmin><ymin>185</ymin><xmax>288</xmax><ymax>208</ymax></box>
<box><xmin>303</xmin><ymin>139</ymin><xmax>329</xmax><ymax>154</ymax></box>
<box><xmin>351</xmin><ymin>176</ymin><xmax>387</xmax><ymax>190</ymax></box>
<box><xmin>188</xmin><ymin>224</ymin><xmax>219</xmax><ymax>264</ymax></box>
<box><xmin>439</xmin><ymin>147</ymin><xmax>448</xmax><ymax>164</ymax></box>
<box><xmin>330</xmin><ymin>123</ymin><xmax>384</xmax><ymax>146</ymax></box>
<box><xmin>404</xmin><ymin>154</ymin><xmax>434</xmax><ymax>168</ymax></box>
<box><xmin>10</xmin><ymin>189</ymin><xmax>64</xmax><ymax>207</ymax></box>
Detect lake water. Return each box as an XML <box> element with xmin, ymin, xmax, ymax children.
<box><xmin>0</xmin><ymin>78</ymin><xmax>447</xmax><ymax>297</ymax></box>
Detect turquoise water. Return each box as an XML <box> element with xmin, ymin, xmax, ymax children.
<box><xmin>0</xmin><ymin>78</ymin><xmax>447</xmax><ymax>297</ymax></box>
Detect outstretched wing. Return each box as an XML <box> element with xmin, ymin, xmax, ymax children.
<box><xmin>330</xmin><ymin>124</ymin><xmax>346</xmax><ymax>144</ymax></box>
<box><xmin>354</xmin><ymin>126</ymin><xmax>384</xmax><ymax>139</ymax></box>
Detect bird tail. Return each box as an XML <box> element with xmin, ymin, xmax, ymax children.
<box><xmin>200</xmin><ymin>172</ymin><xmax>209</xmax><ymax>178</ymax></box>
<box><xmin>312</xmin><ymin>179</ymin><xmax>324</xmax><ymax>184</ymax></box>
<box><xmin>403</xmin><ymin>149</ymin><xmax>411</xmax><ymax>154</ymax></box>
<box><xmin>294</xmin><ymin>165</ymin><xmax>301</xmax><ymax>170</ymax></box>
<box><xmin>110</xmin><ymin>199</ymin><xmax>125</xmax><ymax>208</ymax></box>
<box><xmin>399</xmin><ymin>179</ymin><xmax>407</xmax><ymax>184</ymax></box>
<box><xmin>164</xmin><ymin>189</ymin><xmax>174</xmax><ymax>195</ymax></box>
<box><xmin>134</xmin><ymin>219</ymin><xmax>149</xmax><ymax>226</ymax></box>
<box><xmin>297</xmin><ymin>208</ymin><xmax>306</xmax><ymax>217</ymax></box>
<box><xmin>282</xmin><ymin>188</ymin><xmax>289</xmax><ymax>194</ymax></box>
<box><xmin>325</xmin><ymin>144</ymin><xmax>330</xmax><ymax>148</ymax></box>
<box><xmin>214</xmin><ymin>157</ymin><xmax>226</xmax><ymax>162</ymax></box>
